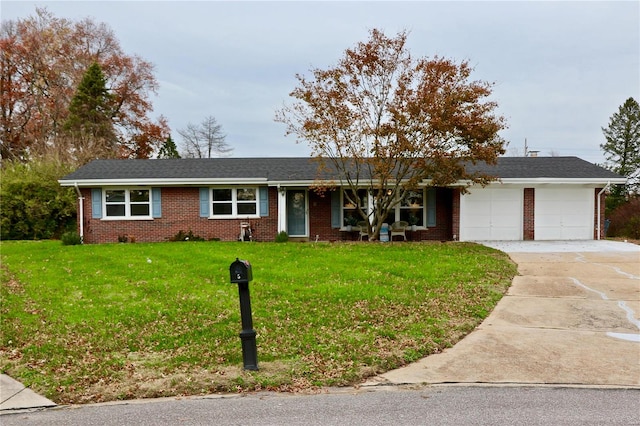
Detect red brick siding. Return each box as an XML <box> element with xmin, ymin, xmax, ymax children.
<box><xmin>79</xmin><ymin>186</ymin><xmax>456</xmax><ymax>244</ymax></box>
<box><xmin>411</xmin><ymin>188</ymin><xmax>454</xmax><ymax>241</ymax></box>
<box><xmin>451</xmin><ymin>188</ymin><xmax>461</xmax><ymax>241</ymax></box>
<box><xmin>523</xmin><ymin>188</ymin><xmax>535</xmax><ymax>240</ymax></box>
<box><xmin>308</xmin><ymin>190</ymin><xmax>343</xmax><ymax>241</ymax></box>
<box><xmin>80</xmin><ymin>187</ymin><xmax>279</xmax><ymax>244</ymax></box>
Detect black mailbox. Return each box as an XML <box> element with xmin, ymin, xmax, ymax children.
<box><xmin>228</xmin><ymin>257</ymin><xmax>258</xmax><ymax>370</ymax></box>
<box><xmin>230</xmin><ymin>258</ymin><xmax>253</xmax><ymax>283</ymax></box>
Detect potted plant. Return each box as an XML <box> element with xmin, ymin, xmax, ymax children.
<box><xmin>344</xmin><ymin>215</ymin><xmax>358</xmax><ymax>231</ymax></box>
<box><xmin>408</xmin><ymin>214</ymin><xmax>419</xmax><ymax>231</ymax></box>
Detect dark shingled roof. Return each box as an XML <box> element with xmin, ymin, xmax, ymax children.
<box><xmin>61</xmin><ymin>158</ymin><xmax>327</xmax><ymax>181</ymax></box>
<box><xmin>464</xmin><ymin>156</ymin><xmax>624</xmax><ymax>179</ymax></box>
<box><xmin>60</xmin><ymin>156</ymin><xmax>624</xmax><ymax>183</ymax></box>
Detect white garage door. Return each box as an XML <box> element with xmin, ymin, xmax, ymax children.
<box><xmin>460</xmin><ymin>187</ymin><xmax>522</xmax><ymax>241</ymax></box>
<box><xmin>535</xmin><ymin>187</ymin><xmax>593</xmax><ymax>240</ymax></box>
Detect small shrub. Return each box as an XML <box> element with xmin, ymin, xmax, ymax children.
<box><xmin>61</xmin><ymin>231</ymin><xmax>82</xmax><ymax>245</ymax></box>
<box><xmin>275</xmin><ymin>231</ymin><xmax>289</xmax><ymax>242</ymax></box>
<box><xmin>170</xmin><ymin>230</ymin><xmax>205</xmax><ymax>242</ymax></box>
<box><xmin>607</xmin><ymin>197</ymin><xmax>640</xmax><ymax>239</ymax></box>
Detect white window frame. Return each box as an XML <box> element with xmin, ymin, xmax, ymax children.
<box><xmin>397</xmin><ymin>189</ymin><xmax>425</xmax><ymax>228</ymax></box>
<box><xmin>342</xmin><ymin>188</ymin><xmax>426</xmax><ymax>228</ymax></box>
<box><xmin>342</xmin><ymin>188</ymin><xmax>368</xmax><ymax>227</ymax></box>
<box><xmin>103</xmin><ymin>188</ymin><xmax>152</xmax><ymax>220</ymax></box>
<box><xmin>210</xmin><ymin>187</ymin><xmax>260</xmax><ymax>219</ymax></box>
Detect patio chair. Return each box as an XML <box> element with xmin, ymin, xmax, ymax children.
<box><xmin>390</xmin><ymin>221</ymin><xmax>408</xmax><ymax>241</ymax></box>
<box><xmin>357</xmin><ymin>221</ymin><xmax>369</xmax><ymax>241</ymax></box>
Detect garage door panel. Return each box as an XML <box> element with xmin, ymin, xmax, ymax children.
<box><xmin>535</xmin><ymin>188</ymin><xmax>593</xmax><ymax>240</ymax></box>
<box><xmin>466</xmin><ymin>202</ymin><xmax>491</xmax><ymax>216</ymax></box>
<box><xmin>567</xmin><ymin>214</ymin><xmax>591</xmax><ymax>227</ymax></box>
<box><xmin>467</xmin><ymin>215</ymin><xmax>491</xmax><ymax>228</ymax></box>
<box><xmin>562</xmin><ymin>226</ymin><xmax>591</xmax><ymax>240</ymax></box>
<box><xmin>491</xmin><ymin>226</ymin><xmax>521</xmax><ymax>240</ymax></box>
<box><xmin>536</xmin><ymin>215</ymin><xmax>561</xmax><ymax>226</ymax></box>
<box><xmin>463</xmin><ymin>227</ymin><xmax>492</xmax><ymax>241</ymax></box>
<box><xmin>460</xmin><ymin>187</ymin><xmax>522</xmax><ymax>241</ymax></box>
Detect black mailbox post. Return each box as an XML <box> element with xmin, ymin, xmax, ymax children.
<box><xmin>229</xmin><ymin>258</ymin><xmax>258</xmax><ymax>370</ymax></box>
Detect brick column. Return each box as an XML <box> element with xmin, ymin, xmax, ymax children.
<box><xmin>523</xmin><ymin>188</ymin><xmax>535</xmax><ymax>240</ymax></box>
<box><xmin>452</xmin><ymin>188</ymin><xmax>460</xmax><ymax>241</ymax></box>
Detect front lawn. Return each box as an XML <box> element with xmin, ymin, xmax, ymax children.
<box><xmin>0</xmin><ymin>240</ymin><xmax>516</xmax><ymax>403</ymax></box>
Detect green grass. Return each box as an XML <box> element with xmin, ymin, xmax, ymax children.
<box><xmin>1</xmin><ymin>240</ymin><xmax>516</xmax><ymax>403</ymax></box>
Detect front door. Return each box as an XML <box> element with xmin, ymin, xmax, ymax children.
<box><xmin>286</xmin><ymin>190</ymin><xmax>307</xmax><ymax>237</ymax></box>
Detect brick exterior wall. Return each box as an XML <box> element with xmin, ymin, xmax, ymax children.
<box><xmin>413</xmin><ymin>187</ymin><xmax>453</xmax><ymax>241</ymax></box>
<box><xmin>451</xmin><ymin>188</ymin><xmax>461</xmax><ymax>241</ymax></box>
<box><xmin>80</xmin><ymin>187</ymin><xmax>280</xmax><ymax>244</ymax></box>
<box><xmin>308</xmin><ymin>190</ymin><xmax>342</xmax><ymax>241</ymax></box>
<box><xmin>79</xmin><ymin>186</ymin><xmax>456</xmax><ymax>244</ymax></box>
<box><xmin>523</xmin><ymin>188</ymin><xmax>535</xmax><ymax>240</ymax></box>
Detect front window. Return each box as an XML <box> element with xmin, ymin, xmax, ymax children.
<box><xmin>211</xmin><ymin>187</ymin><xmax>258</xmax><ymax>218</ymax></box>
<box><xmin>105</xmin><ymin>189</ymin><xmax>150</xmax><ymax>218</ymax></box>
<box><xmin>340</xmin><ymin>187</ymin><xmax>429</xmax><ymax>228</ymax></box>
<box><xmin>343</xmin><ymin>189</ymin><xmax>367</xmax><ymax>226</ymax></box>
<box><xmin>400</xmin><ymin>190</ymin><xmax>424</xmax><ymax>227</ymax></box>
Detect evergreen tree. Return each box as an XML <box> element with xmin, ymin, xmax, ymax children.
<box><xmin>63</xmin><ymin>62</ymin><xmax>116</xmax><ymax>160</ymax></box>
<box><xmin>601</xmin><ymin>97</ymin><xmax>640</xmax><ymax>207</ymax></box>
<box><xmin>158</xmin><ymin>135</ymin><xmax>181</xmax><ymax>158</ymax></box>
<box><xmin>602</xmin><ymin>97</ymin><xmax>640</xmax><ymax>176</ymax></box>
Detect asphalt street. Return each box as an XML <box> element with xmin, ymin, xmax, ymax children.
<box><xmin>2</xmin><ymin>386</ymin><xmax>640</xmax><ymax>426</ymax></box>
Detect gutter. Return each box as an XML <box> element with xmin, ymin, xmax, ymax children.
<box><xmin>73</xmin><ymin>183</ymin><xmax>84</xmax><ymax>243</ymax></box>
<box><xmin>596</xmin><ymin>182</ymin><xmax>611</xmax><ymax>240</ymax></box>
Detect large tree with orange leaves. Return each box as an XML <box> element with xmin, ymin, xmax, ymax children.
<box><xmin>0</xmin><ymin>8</ymin><xmax>169</xmax><ymax>163</ymax></box>
<box><xmin>276</xmin><ymin>29</ymin><xmax>506</xmax><ymax>239</ymax></box>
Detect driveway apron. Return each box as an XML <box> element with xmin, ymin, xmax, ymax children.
<box><xmin>367</xmin><ymin>241</ymin><xmax>640</xmax><ymax>387</ymax></box>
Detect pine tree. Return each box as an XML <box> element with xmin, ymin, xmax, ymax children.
<box><xmin>602</xmin><ymin>98</ymin><xmax>640</xmax><ymax>176</ymax></box>
<box><xmin>64</xmin><ymin>62</ymin><xmax>116</xmax><ymax>149</ymax></box>
<box><xmin>601</xmin><ymin>97</ymin><xmax>640</xmax><ymax>206</ymax></box>
<box><xmin>158</xmin><ymin>135</ymin><xmax>181</xmax><ymax>158</ymax></box>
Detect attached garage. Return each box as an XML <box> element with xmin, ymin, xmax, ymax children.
<box><xmin>459</xmin><ymin>186</ymin><xmax>523</xmax><ymax>241</ymax></box>
<box><xmin>535</xmin><ymin>187</ymin><xmax>594</xmax><ymax>240</ymax></box>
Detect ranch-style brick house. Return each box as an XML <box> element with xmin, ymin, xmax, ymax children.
<box><xmin>59</xmin><ymin>156</ymin><xmax>625</xmax><ymax>244</ymax></box>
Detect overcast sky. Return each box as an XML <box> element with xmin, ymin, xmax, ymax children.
<box><xmin>3</xmin><ymin>1</ymin><xmax>639</xmax><ymax>163</ymax></box>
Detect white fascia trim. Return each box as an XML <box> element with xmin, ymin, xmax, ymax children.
<box><xmin>455</xmin><ymin>177</ymin><xmax>627</xmax><ymax>186</ymax></box>
<box><xmin>496</xmin><ymin>178</ymin><xmax>627</xmax><ymax>185</ymax></box>
<box><xmin>60</xmin><ymin>176</ymin><xmax>627</xmax><ymax>188</ymax></box>
<box><xmin>59</xmin><ymin>178</ymin><xmax>268</xmax><ymax>187</ymax></box>
<box><xmin>268</xmin><ymin>180</ymin><xmax>319</xmax><ymax>187</ymax></box>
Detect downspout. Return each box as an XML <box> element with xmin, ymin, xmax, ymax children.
<box><xmin>74</xmin><ymin>183</ymin><xmax>84</xmax><ymax>243</ymax></box>
<box><xmin>277</xmin><ymin>185</ymin><xmax>287</xmax><ymax>234</ymax></box>
<box><xmin>596</xmin><ymin>182</ymin><xmax>610</xmax><ymax>241</ymax></box>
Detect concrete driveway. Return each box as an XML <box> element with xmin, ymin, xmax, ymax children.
<box><xmin>366</xmin><ymin>240</ymin><xmax>640</xmax><ymax>388</ymax></box>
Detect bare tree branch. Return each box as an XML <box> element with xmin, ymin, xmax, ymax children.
<box><xmin>178</xmin><ymin>115</ymin><xmax>232</xmax><ymax>158</ymax></box>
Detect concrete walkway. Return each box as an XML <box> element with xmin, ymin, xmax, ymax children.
<box><xmin>0</xmin><ymin>374</ymin><xmax>56</xmax><ymax>411</ymax></box>
<box><xmin>365</xmin><ymin>240</ymin><xmax>640</xmax><ymax>388</ymax></box>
